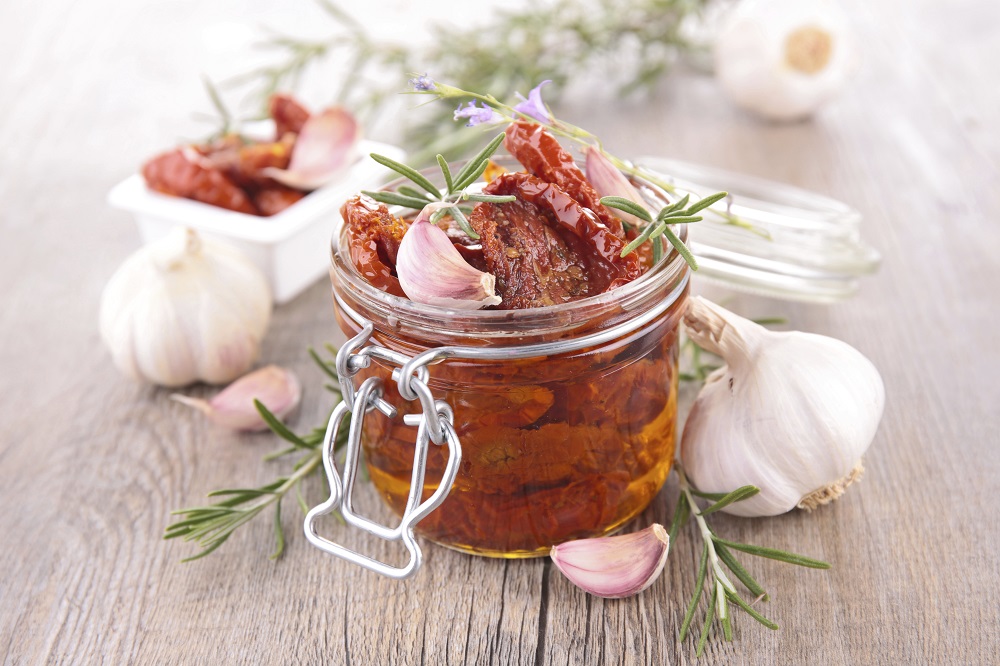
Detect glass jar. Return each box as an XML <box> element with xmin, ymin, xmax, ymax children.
<box><xmin>327</xmin><ymin>166</ymin><xmax>690</xmax><ymax>559</ymax></box>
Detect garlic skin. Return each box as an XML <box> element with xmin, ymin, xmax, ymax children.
<box><xmin>713</xmin><ymin>0</ymin><xmax>859</xmax><ymax>122</ymax></box>
<box><xmin>584</xmin><ymin>147</ymin><xmax>644</xmax><ymax>228</ymax></box>
<box><xmin>171</xmin><ymin>365</ymin><xmax>300</xmax><ymax>431</ymax></box>
<box><xmin>99</xmin><ymin>228</ymin><xmax>272</xmax><ymax>387</ymax></box>
<box><xmin>550</xmin><ymin>524</ymin><xmax>670</xmax><ymax>599</ymax></box>
<box><xmin>396</xmin><ymin>202</ymin><xmax>502</xmax><ymax>310</ymax></box>
<box><xmin>263</xmin><ymin>107</ymin><xmax>359</xmax><ymax>191</ymax></box>
<box><xmin>681</xmin><ymin>297</ymin><xmax>884</xmax><ymax>517</ymax></box>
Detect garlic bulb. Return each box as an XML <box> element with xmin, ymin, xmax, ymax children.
<box><xmin>713</xmin><ymin>0</ymin><xmax>859</xmax><ymax>122</ymax></box>
<box><xmin>680</xmin><ymin>297</ymin><xmax>884</xmax><ymax>517</ymax></box>
<box><xmin>550</xmin><ymin>524</ymin><xmax>670</xmax><ymax>598</ymax></box>
<box><xmin>100</xmin><ymin>228</ymin><xmax>272</xmax><ymax>387</ymax></box>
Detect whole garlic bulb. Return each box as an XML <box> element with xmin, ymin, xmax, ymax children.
<box><xmin>100</xmin><ymin>228</ymin><xmax>272</xmax><ymax>387</ymax></box>
<box><xmin>713</xmin><ymin>0</ymin><xmax>859</xmax><ymax>122</ymax></box>
<box><xmin>680</xmin><ymin>297</ymin><xmax>884</xmax><ymax>517</ymax></box>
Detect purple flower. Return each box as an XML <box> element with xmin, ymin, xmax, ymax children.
<box><xmin>453</xmin><ymin>101</ymin><xmax>503</xmax><ymax>127</ymax></box>
<box><xmin>513</xmin><ymin>80</ymin><xmax>552</xmax><ymax>122</ymax></box>
<box><xmin>409</xmin><ymin>74</ymin><xmax>436</xmax><ymax>92</ymax></box>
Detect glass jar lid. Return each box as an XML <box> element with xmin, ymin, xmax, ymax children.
<box><xmin>637</xmin><ymin>157</ymin><xmax>881</xmax><ymax>303</ymax></box>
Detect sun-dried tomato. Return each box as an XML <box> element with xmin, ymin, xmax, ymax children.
<box><xmin>254</xmin><ymin>185</ymin><xmax>305</xmax><ymax>216</ymax></box>
<box><xmin>142</xmin><ymin>148</ymin><xmax>258</xmax><ymax>214</ymax></box>
<box><xmin>503</xmin><ymin>120</ymin><xmax>626</xmax><ymax>239</ymax></box>
<box><xmin>470</xmin><ymin>172</ymin><xmax>641</xmax><ymax>309</ymax></box>
<box><xmin>340</xmin><ymin>195</ymin><xmax>409</xmax><ymax>296</ymax></box>
<box><xmin>269</xmin><ymin>93</ymin><xmax>311</xmax><ymax>139</ymax></box>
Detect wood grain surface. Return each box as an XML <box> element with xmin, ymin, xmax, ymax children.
<box><xmin>1</xmin><ymin>0</ymin><xmax>998</xmax><ymax>664</ymax></box>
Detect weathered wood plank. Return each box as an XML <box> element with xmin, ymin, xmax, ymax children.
<box><xmin>1</xmin><ymin>0</ymin><xmax>998</xmax><ymax>663</ymax></box>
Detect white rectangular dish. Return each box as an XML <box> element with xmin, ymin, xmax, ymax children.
<box><xmin>108</xmin><ymin>140</ymin><xmax>405</xmax><ymax>304</ymax></box>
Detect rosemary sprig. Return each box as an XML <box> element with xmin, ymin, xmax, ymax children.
<box><xmin>218</xmin><ymin>0</ymin><xmax>708</xmax><ymax>155</ymax></box>
<box><xmin>602</xmin><ymin>192</ymin><xmax>728</xmax><ymax>271</ymax></box>
<box><xmin>164</xmin><ymin>346</ymin><xmax>349</xmax><ymax>561</ymax></box>
<box><xmin>670</xmin><ymin>464</ymin><xmax>830</xmax><ymax>656</ymax></box>
<box><xmin>408</xmin><ymin>79</ymin><xmax>765</xmax><ymax>237</ymax></box>
<box><xmin>361</xmin><ymin>132</ymin><xmax>514</xmax><ymax>239</ymax></box>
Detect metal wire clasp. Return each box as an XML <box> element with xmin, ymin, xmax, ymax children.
<box><xmin>303</xmin><ymin>322</ymin><xmax>462</xmax><ymax>579</ymax></box>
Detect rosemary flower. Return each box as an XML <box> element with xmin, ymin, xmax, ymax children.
<box><xmin>513</xmin><ymin>80</ymin><xmax>553</xmax><ymax>122</ymax></box>
<box><xmin>454</xmin><ymin>101</ymin><xmax>504</xmax><ymax>127</ymax></box>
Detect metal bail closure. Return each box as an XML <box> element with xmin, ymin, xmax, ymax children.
<box><xmin>303</xmin><ymin>323</ymin><xmax>463</xmax><ymax>579</ymax></box>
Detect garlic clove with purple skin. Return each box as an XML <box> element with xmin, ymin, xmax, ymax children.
<box><xmin>171</xmin><ymin>365</ymin><xmax>301</xmax><ymax>431</ymax></box>
<box><xmin>263</xmin><ymin>107</ymin><xmax>359</xmax><ymax>191</ymax></box>
<box><xmin>550</xmin><ymin>524</ymin><xmax>670</xmax><ymax>599</ymax></box>
<box><xmin>584</xmin><ymin>147</ymin><xmax>645</xmax><ymax>228</ymax></box>
<box><xmin>396</xmin><ymin>202</ymin><xmax>502</xmax><ymax>310</ymax></box>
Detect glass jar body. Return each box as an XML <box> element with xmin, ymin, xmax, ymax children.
<box><xmin>334</xmin><ymin>298</ymin><xmax>684</xmax><ymax>557</ymax></box>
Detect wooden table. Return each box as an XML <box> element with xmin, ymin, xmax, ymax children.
<box><xmin>2</xmin><ymin>0</ymin><xmax>997</xmax><ymax>663</ymax></box>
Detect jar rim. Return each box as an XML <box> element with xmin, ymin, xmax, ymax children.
<box><xmin>330</xmin><ymin>156</ymin><xmax>690</xmax><ymax>341</ymax></box>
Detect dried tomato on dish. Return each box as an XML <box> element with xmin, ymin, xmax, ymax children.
<box><xmin>142</xmin><ymin>148</ymin><xmax>258</xmax><ymax>215</ymax></box>
<box><xmin>269</xmin><ymin>93</ymin><xmax>311</xmax><ymax>139</ymax></box>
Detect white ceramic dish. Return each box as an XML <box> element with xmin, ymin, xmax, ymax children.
<box><xmin>108</xmin><ymin>139</ymin><xmax>406</xmax><ymax>304</ymax></box>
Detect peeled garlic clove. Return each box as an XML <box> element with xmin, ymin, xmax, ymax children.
<box><xmin>584</xmin><ymin>146</ymin><xmax>645</xmax><ymax>227</ymax></box>
<box><xmin>680</xmin><ymin>296</ymin><xmax>885</xmax><ymax>517</ymax></box>
<box><xmin>550</xmin><ymin>524</ymin><xmax>670</xmax><ymax>599</ymax></box>
<box><xmin>263</xmin><ymin>107</ymin><xmax>359</xmax><ymax>190</ymax></box>
<box><xmin>713</xmin><ymin>0</ymin><xmax>859</xmax><ymax>122</ymax></box>
<box><xmin>171</xmin><ymin>365</ymin><xmax>301</xmax><ymax>431</ymax></box>
<box><xmin>396</xmin><ymin>202</ymin><xmax>502</xmax><ymax>309</ymax></box>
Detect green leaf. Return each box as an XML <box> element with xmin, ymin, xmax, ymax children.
<box><xmin>679</xmin><ymin>543</ymin><xmax>709</xmax><ymax>642</ymax></box>
<box><xmin>269</xmin><ymin>499</ymin><xmax>285</xmax><ymax>560</ymax></box>
<box><xmin>651</xmin><ymin>236</ymin><xmax>663</xmax><ymax>264</ymax></box>
<box><xmin>369</xmin><ymin>152</ymin><xmax>441</xmax><ymax>198</ymax></box>
<box><xmin>463</xmin><ymin>193</ymin><xmax>516</xmax><ymax>203</ymax></box>
<box><xmin>696</xmin><ymin>582</ymin><xmax>717</xmax><ymax>657</ymax></box>
<box><xmin>436</xmin><ymin>154</ymin><xmax>455</xmax><ymax>193</ymax></box>
<box><xmin>684</xmin><ymin>191</ymin><xmax>728</xmax><ymax>216</ymax></box>
<box><xmin>660</xmin><ymin>194</ymin><xmax>690</xmax><ymax>216</ymax></box>
<box><xmin>296</xmin><ymin>481</ymin><xmax>309</xmax><ymax>516</ymax></box>
<box><xmin>452</xmin><ymin>132</ymin><xmax>506</xmax><ymax>191</ymax></box>
<box><xmin>620</xmin><ymin>219</ymin><xmax>662</xmax><ymax>256</ymax></box>
<box><xmin>263</xmin><ymin>444</ymin><xmax>299</xmax><ymax>461</ymax></box>
<box><xmin>667</xmin><ymin>492</ymin><xmax>689</xmax><ymax>546</ymax></box>
<box><xmin>254</xmin><ymin>399</ymin><xmax>310</xmax><ymax>449</ymax></box>
<box><xmin>448</xmin><ymin>205</ymin><xmax>480</xmax><ymax>240</ymax></box>
<box><xmin>179</xmin><ymin>534</ymin><xmax>231</xmax><ymax>563</ymax></box>
<box><xmin>600</xmin><ymin>196</ymin><xmax>653</xmax><ymax>223</ymax></box>
<box><xmin>725</xmin><ymin>589</ymin><xmax>779</xmax><ymax>630</ymax></box>
<box><xmin>397</xmin><ymin>185</ymin><xmax>435</xmax><ymax>201</ymax></box>
<box><xmin>699</xmin><ymin>485</ymin><xmax>760</xmax><ymax>515</ymax></box>
<box><xmin>656</xmin><ymin>214</ymin><xmax>703</xmax><ymax>225</ymax></box>
<box><xmin>662</xmin><ymin>226</ymin><xmax>699</xmax><ymax>271</ymax></box>
<box><xmin>308</xmin><ymin>347</ymin><xmax>339</xmax><ymax>382</ymax></box>
<box><xmin>689</xmin><ymin>489</ymin><xmax>728</xmax><ymax>501</ymax></box>
<box><xmin>713</xmin><ymin>537</ymin><xmax>832</xmax><ymax>569</ymax></box>
<box><xmin>361</xmin><ymin>189</ymin><xmax>432</xmax><ymax>211</ymax></box>
<box><xmin>715</xmin><ymin>542</ymin><xmax>767</xmax><ymax>600</ymax></box>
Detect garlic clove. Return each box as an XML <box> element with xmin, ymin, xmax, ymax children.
<box><xmin>171</xmin><ymin>365</ymin><xmax>301</xmax><ymax>431</ymax></box>
<box><xmin>680</xmin><ymin>296</ymin><xmax>884</xmax><ymax>517</ymax></box>
<box><xmin>584</xmin><ymin>146</ymin><xmax>645</xmax><ymax>228</ymax></box>
<box><xmin>396</xmin><ymin>202</ymin><xmax>502</xmax><ymax>309</ymax></box>
<box><xmin>550</xmin><ymin>524</ymin><xmax>670</xmax><ymax>599</ymax></box>
<box><xmin>263</xmin><ymin>107</ymin><xmax>359</xmax><ymax>191</ymax></box>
